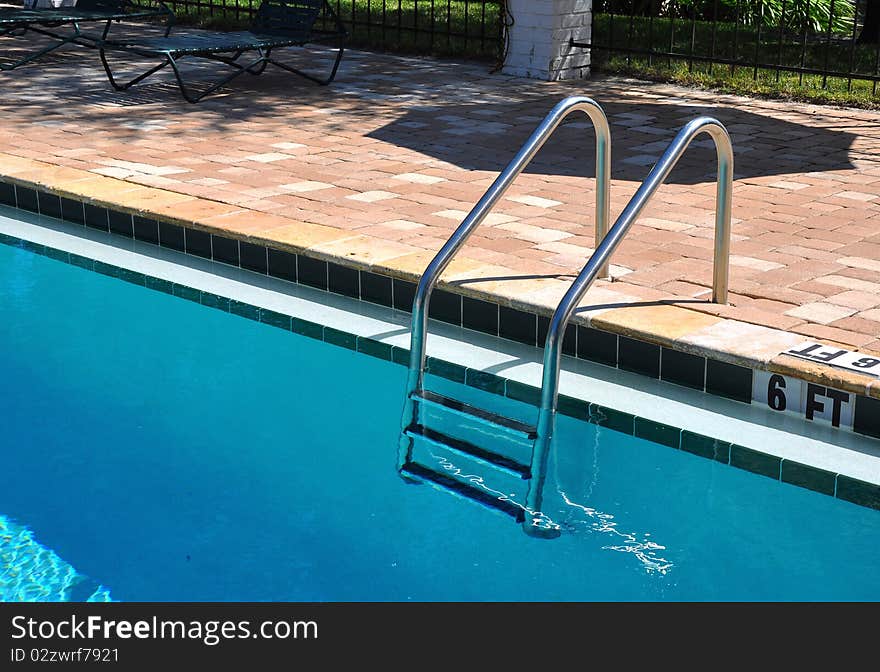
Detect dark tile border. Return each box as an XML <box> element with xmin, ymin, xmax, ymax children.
<box><xmin>429</xmin><ymin>289</ymin><xmax>462</xmax><ymax>326</ymax></box>
<box><xmin>16</xmin><ymin>187</ymin><xmax>38</xmax><ymax>214</ymax></box>
<box><xmin>558</xmin><ymin>394</ymin><xmax>590</xmax><ymax>421</ymax></box>
<box><xmin>2</xmin><ymin>227</ymin><xmax>880</xmax><ymax>514</ymax></box>
<box><xmin>184</xmin><ymin>227</ymin><xmax>211</xmax><ymax>259</ymax></box>
<box><xmin>634</xmin><ymin>417</ymin><xmax>681</xmax><ymax>448</ymax></box>
<box><xmin>108</xmin><ymin>210</ymin><xmax>133</xmax><ymax>238</ymax></box>
<box><xmin>0</xmin><ymin>182</ymin><xmax>15</xmax><ymax>207</ymax></box>
<box><xmin>706</xmin><ymin>359</ymin><xmax>753</xmax><ymax>404</ymax></box>
<box><xmin>133</xmin><ymin>216</ymin><xmax>159</xmax><ymax>244</ymax></box>
<box><xmin>853</xmin><ymin>395</ymin><xmax>880</xmax><ymax>440</ymax></box>
<box><xmin>661</xmin><ymin>347</ymin><xmax>706</xmax><ymax>391</ymax></box>
<box><xmin>328</xmin><ymin>262</ymin><xmax>359</xmax><ymax>299</ymax></box>
<box><xmin>781</xmin><ymin>460</ymin><xmax>836</xmax><ymax>496</ymax></box>
<box><xmin>576</xmin><ymin>324</ymin><xmax>616</xmax><ymax>367</ymax></box>
<box><xmin>618</xmin><ymin>336</ymin><xmax>661</xmax><ymax>379</ymax></box>
<box><xmin>499</xmin><ymin>305</ymin><xmax>536</xmax><ymax>346</ymax></box>
<box><xmin>211</xmin><ymin>234</ymin><xmax>239</xmax><ymax>267</ymax></box>
<box><xmin>680</xmin><ymin>430</ymin><xmax>731</xmax><ymax>463</ymax></box>
<box><xmin>589</xmin><ymin>404</ymin><xmax>634</xmax><ymax>435</ymax></box>
<box><xmin>0</xmin><ymin>183</ymin><xmax>741</xmax><ymax>412</ymax></box>
<box><xmin>84</xmin><ymin>204</ymin><xmax>109</xmax><ymax>232</ymax></box>
<box><xmin>240</xmin><ymin>241</ymin><xmax>268</xmax><ymax>275</ymax></box>
<box><xmin>2</xmin><ymin>185</ymin><xmax>880</xmax><ymax>515</ymax></box>
<box><xmin>730</xmin><ymin>444</ymin><xmax>781</xmax><ymax>479</ymax></box>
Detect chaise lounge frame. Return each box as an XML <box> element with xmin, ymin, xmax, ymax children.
<box><xmin>0</xmin><ymin>0</ymin><xmax>174</xmax><ymax>71</ymax></box>
<box><xmin>98</xmin><ymin>0</ymin><xmax>346</xmax><ymax>103</ymax></box>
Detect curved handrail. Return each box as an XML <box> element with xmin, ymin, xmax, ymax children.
<box><xmin>398</xmin><ymin>95</ymin><xmax>612</xmax><ymax>452</ymax></box>
<box><xmin>522</xmin><ymin>116</ymin><xmax>733</xmax><ymax>536</ymax></box>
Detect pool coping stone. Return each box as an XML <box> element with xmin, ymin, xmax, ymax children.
<box><xmin>2</xmin><ymin>162</ymin><xmax>880</xmax><ymax>430</ymax></box>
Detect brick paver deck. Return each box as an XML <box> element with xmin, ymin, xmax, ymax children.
<box><xmin>3</xmin><ymin>27</ymin><xmax>880</xmax><ymax>354</ymax></box>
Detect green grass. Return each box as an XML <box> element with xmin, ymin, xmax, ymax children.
<box><xmin>591</xmin><ymin>14</ymin><xmax>880</xmax><ymax>108</ymax></box>
<box><xmin>163</xmin><ymin>0</ymin><xmax>504</xmax><ymax>61</ymax></box>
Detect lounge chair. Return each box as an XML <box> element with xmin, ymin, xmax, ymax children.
<box><xmin>98</xmin><ymin>0</ymin><xmax>347</xmax><ymax>103</ymax></box>
<box><xmin>0</xmin><ymin>0</ymin><xmax>174</xmax><ymax>71</ymax></box>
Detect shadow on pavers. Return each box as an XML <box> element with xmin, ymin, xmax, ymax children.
<box><xmin>0</xmin><ymin>28</ymin><xmax>859</xmax><ymax>184</ymax></box>
<box><xmin>367</xmin><ymin>98</ymin><xmax>858</xmax><ymax>184</ymax></box>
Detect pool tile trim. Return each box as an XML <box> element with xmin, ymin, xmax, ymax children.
<box><xmin>3</xmin><ymin>180</ymin><xmax>880</xmax><ymax>438</ymax></box>
<box><xmin>2</xmin><ymin>228</ymin><xmax>879</xmax><ymax>515</ymax></box>
<box><xmin>0</xmin><ymin>173</ymin><xmax>880</xmax><ymax>428</ymax></box>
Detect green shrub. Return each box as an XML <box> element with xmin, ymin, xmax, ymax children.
<box><xmin>599</xmin><ymin>0</ymin><xmax>856</xmax><ymax>34</ymax></box>
<box><xmin>716</xmin><ymin>0</ymin><xmax>856</xmax><ymax>33</ymax></box>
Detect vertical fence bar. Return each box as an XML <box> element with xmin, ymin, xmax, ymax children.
<box><xmin>848</xmin><ymin>0</ymin><xmax>859</xmax><ymax>91</ymax></box>
<box><xmin>609</xmin><ymin>1</ymin><xmax>616</xmax><ymax>65</ymax></box>
<box><xmin>875</xmin><ymin>13</ymin><xmax>880</xmax><ymax>95</ymax></box>
<box><xmin>429</xmin><ymin>0</ymin><xmax>435</xmax><ymax>52</ymax></box>
<box><xmin>798</xmin><ymin>0</ymin><xmax>810</xmax><ymax>85</ymax></box>
<box><xmin>451</xmin><ymin>0</ymin><xmax>459</xmax><ymax>48</ymax></box>
<box><xmin>709</xmin><ymin>0</ymin><xmax>719</xmax><ymax>76</ymax></box>
<box><xmin>776</xmin><ymin>0</ymin><xmax>787</xmax><ymax>82</ymax></box>
<box><xmin>668</xmin><ymin>0</ymin><xmax>675</xmax><ymax>67</ymax></box>
<box><xmin>446</xmin><ymin>0</ymin><xmax>450</xmax><ymax>53</ymax></box>
<box><xmin>480</xmin><ymin>0</ymin><xmax>486</xmax><ymax>56</ymax></box>
<box><xmin>688</xmin><ymin>3</ymin><xmax>697</xmax><ymax>72</ymax></box>
<box><xmin>874</xmin><ymin>55</ymin><xmax>880</xmax><ymax>96</ymax></box>
<box><xmin>823</xmin><ymin>0</ymin><xmax>837</xmax><ymax>88</ymax></box>
<box><xmin>414</xmin><ymin>0</ymin><xmax>419</xmax><ymax>50</ymax></box>
<box><xmin>464</xmin><ymin>0</ymin><xmax>469</xmax><ymax>55</ymax></box>
<box><xmin>648</xmin><ymin>0</ymin><xmax>655</xmax><ymax>66</ymax></box>
<box><xmin>731</xmin><ymin>0</ymin><xmax>741</xmax><ymax>76</ymax></box>
<box><xmin>753</xmin><ymin>3</ymin><xmax>763</xmax><ymax>81</ymax></box>
<box><xmin>627</xmin><ymin>0</ymin><xmax>635</xmax><ymax>67</ymax></box>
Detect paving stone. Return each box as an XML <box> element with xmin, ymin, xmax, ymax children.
<box><xmin>784</xmin><ymin>302</ymin><xmax>857</xmax><ymax>324</ymax></box>
<box><xmin>345</xmin><ymin>190</ymin><xmax>399</xmax><ymax>202</ymax></box>
<box><xmin>5</xmin><ymin>38</ymin><xmax>880</xmax><ymax>374</ymax></box>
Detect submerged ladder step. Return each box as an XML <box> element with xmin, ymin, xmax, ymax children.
<box><xmin>412</xmin><ymin>390</ymin><xmax>537</xmax><ymax>439</ymax></box>
<box><xmin>405</xmin><ymin>424</ymin><xmax>531</xmax><ymax>479</ymax></box>
<box><xmin>400</xmin><ymin>462</ymin><xmax>526</xmax><ymax>523</ymax></box>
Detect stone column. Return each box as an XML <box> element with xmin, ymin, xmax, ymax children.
<box><xmin>502</xmin><ymin>0</ymin><xmax>592</xmax><ymax>81</ymax></box>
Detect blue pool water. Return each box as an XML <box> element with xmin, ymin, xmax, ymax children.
<box><xmin>2</xmin><ymin>238</ymin><xmax>880</xmax><ymax>602</ymax></box>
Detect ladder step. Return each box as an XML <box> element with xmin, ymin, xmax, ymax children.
<box><xmin>412</xmin><ymin>390</ymin><xmax>537</xmax><ymax>439</ymax></box>
<box><xmin>401</xmin><ymin>462</ymin><xmax>526</xmax><ymax>523</ymax></box>
<box><xmin>405</xmin><ymin>424</ymin><xmax>531</xmax><ymax>479</ymax></box>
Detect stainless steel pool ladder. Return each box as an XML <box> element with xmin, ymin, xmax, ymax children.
<box><xmin>398</xmin><ymin>95</ymin><xmax>734</xmax><ymax>538</ymax></box>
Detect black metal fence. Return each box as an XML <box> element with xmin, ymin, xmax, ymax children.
<box><xmin>583</xmin><ymin>0</ymin><xmax>880</xmax><ymax>96</ymax></box>
<box><xmin>161</xmin><ymin>0</ymin><xmax>507</xmax><ymax>61</ymax></box>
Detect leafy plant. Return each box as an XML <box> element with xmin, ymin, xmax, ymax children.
<box><xmin>599</xmin><ymin>0</ymin><xmax>856</xmax><ymax>34</ymax></box>
<box><xmin>718</xmin><ymin>0</ymin><xmax>856</xmax><ymax>33</ymax></box>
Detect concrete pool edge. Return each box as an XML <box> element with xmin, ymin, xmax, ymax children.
<box><xmin>2</xmin><ymin>208</ymin><xmax>879</xmax><ymax>514</ymax></box>
<box><xmin>1</xmin><ymin>161</ymin><xmax>878</xmax><ymax>378</ymax></box>
<box><xmin>1</xmin><ymin>165</ymin><xmax>880</xmax><ymax>424</ymax></box>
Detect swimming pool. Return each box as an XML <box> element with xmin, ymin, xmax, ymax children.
<box><xmin>2</xmin><ymin>216</ymin><xmax>880</xmax><ymax>601</ymax></box>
